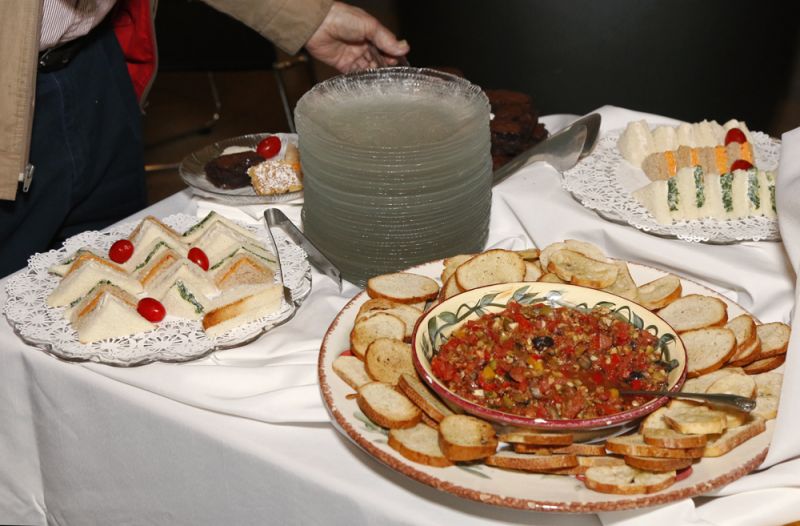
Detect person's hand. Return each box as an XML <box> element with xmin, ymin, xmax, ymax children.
<box><xmin>305</xmin><ymin>2</ymin><xmax>409</xmax><ymax>73</ymax></box>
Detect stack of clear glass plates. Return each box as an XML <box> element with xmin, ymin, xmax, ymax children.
<box><xmin>295</xmin><ymin>68</ymin><xmax>492</xmax><ymax>285</ymax></box>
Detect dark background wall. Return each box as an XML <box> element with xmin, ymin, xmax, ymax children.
<box><xmin>394</xmin><ymin>0</ymin><xmax>799</xmax><ymax>133</ymax></box>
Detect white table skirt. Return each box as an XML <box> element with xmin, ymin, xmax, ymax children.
<box><xmin>2</xmin><ymin>107</ymin><xmax>799</xmax><ymax>526</ymax></box>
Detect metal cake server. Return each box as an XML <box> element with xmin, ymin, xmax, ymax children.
<box><xmin>492</xmin><ymin>113</ymin><xmax>602</xmax><ymax>186</ymax></box>
<box><xmin>264</xmin><ymin>208</ymin><xmax>342</xmax><ymax>292</ymax></box>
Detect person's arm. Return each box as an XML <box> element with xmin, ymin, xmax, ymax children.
<box><xmin>201</xmin><ymin>0</ymin><xmax>408</xmax><ymax>73</ymax></box>
<box><xmin>202</xmin><ymin>0</ymin><xmax>333</xmax><ymax>56</ymax></box>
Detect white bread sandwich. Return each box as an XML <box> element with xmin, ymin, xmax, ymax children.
<box><xmin>192</xmin><ymin>221</ymin><xmax>275</xmax><ymax>270</ymax></box>
<box><xmin>135</xmin><ymin>246</ymin><xmax>185</xmax><ymax>288</ymax></box>
<box><xmin>127</xmin><ymin>216</ymin><xmax>183</xmax><ymax>250</ymax></box>
<box><xmin>618</xmin><ymin>119</ymin><xmax>753</xmax><ymax>169</ymax></box>
<box><xmin>211</xmin><ymin>253</ymin><xmax>275</xmax><ymax>291</ymax></box>
<box><xmin>48</xmin><ymin>253</ymin><xmax>143</xmax><ymax>307</ymax></box>
<box><xmin>633</xmin><ymin>167</ymin><xmax>776</xmax><ymax>224</ymax></box>
<box><xmin>158</xmin><ymin>279</ymin><xmax>212</xmax><ymax>320</ymax></box>
<box><xmin>69</xmin><ymin>283</ymin><xmax>155</xmax><ymax>343</ymax></box>
<box><xmin>181</xmin><ymin>211</ymin><xmax>262</xmax><ymax>245</ymax></box>
<box><xmin>202</xmin><ymin>283</ymin><xmax>282</xmax><ymax>337</ymax></box>
<box><xmin>145</xmin><ymin>258</ymin><xmax>219</xmax><ymax>299</ymax></box>
<box><xmin>124</xmin><ymin>237</ymin><xmax>189</xmax><ymax>273</ymax></box>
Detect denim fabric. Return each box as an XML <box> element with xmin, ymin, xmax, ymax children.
<box><xmin>0</xmin><ymin>24</ymin><xmax>147</xmax><ymax>277</ymax></box>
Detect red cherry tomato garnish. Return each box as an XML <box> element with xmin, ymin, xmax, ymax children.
<box><xmin>108</xmin><ymin>239</ymin><xmax>134</xmax><ymax>263</ymax></box>
<box><xmin>188</xmin><ymin>247</ymin><xmax>209</xmax><ymax>271</ymax></box>
<box><xmin>730</xmin><ymin>159</ymin><xmax>754</xmax><ymax>172</ymax></box>
<box><xmin>256</xmin><ymin>135</ymin><xmax>282</xmax><ymax>159</ymax></box>
<box><xmin>724</xmin><ymin>128</ymin><xmax>747</xmax><ymax>145</ymax></box>
<box><xmin>137</xmin><ymin>297</ymin><xmax>166</xmax><ymax>322</ymax></box>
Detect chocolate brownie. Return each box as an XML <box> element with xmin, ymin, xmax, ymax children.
<box><xmin>485</xmin><ymin>89</ymin><xmax>548</xmax><ymax>168</ymax></box>
<box><xmin>204</xmin><ymin>151</ymin><xmax>264</xmax><ymax>189</ymax></box>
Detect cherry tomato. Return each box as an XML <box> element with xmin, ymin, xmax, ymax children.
<box><xmin>187</xmin><ymin>247</ymin><xmax>209</xmax><ymax>271</ymax></box>
<box><xmin>137</xmin><ymin>297</ymin><xmax>166</xmax><ymax>322</ymax></box>
<box><xmin>730</xmin><ymin>159</ymin><xmax>754</xmax><ymax>172</ymax></box>
<box><xmin>108</xmin><ymin>239</ymin><xmax>134</xmax><ymax>264</ymax></box>
<box><xmin>256</xmin><ymin>135</ymin><xmax>282</xmax><ymax>159</ymax></box>
<box><xmin>724</xmin><ymin>128</ymin><xmax>747</xmax><ymax>145</ymax></box>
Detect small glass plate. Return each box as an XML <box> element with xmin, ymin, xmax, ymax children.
<box><xmin>179</xmin><ymin>132</ymin><xmax>303</xmax><ymax>204</ymax></box>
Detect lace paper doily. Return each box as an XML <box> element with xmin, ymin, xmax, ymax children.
<box><xmin>3</xmin><ymin>214</ymin><xmax>311</xmax><ymax>366</ymax></box>
<box><xmin>562</xmin><ymin>129</ymin><xmax>781</xmax><ymax>243</ymax></box>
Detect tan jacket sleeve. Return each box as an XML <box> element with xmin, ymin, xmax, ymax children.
<box><xmin>202</xmin><ymin>0</ymin><xmax>334</xmax><ymax>55</ymax></box>
<box><xmin>0</xmin><ymin>1</ymin><xmax>41</xmax><ymax>201</ymax></box>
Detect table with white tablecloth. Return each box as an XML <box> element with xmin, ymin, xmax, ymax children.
<box><xmin>2</xmin><ymin>107</ymin><xmax>799</xmax><ymax>526</ymax></box>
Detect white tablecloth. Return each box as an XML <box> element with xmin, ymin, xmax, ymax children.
<box><xmin>1</xmin><ymin>107</ymin><xmax>799</xmax><ymax>526</ymax></box>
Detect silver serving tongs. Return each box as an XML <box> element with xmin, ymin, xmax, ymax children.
<box><xmin>264</xmin><ymin>209</ymin><xmax>342</xmax><ymax>292</ymax></box>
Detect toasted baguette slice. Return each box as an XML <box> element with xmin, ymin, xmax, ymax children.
<box><xmin>728</xmin><ymin>334</ymin><xmax>762</xmax><ymax>367</ymax></box>
<box><xmin>742</xmin><ymin>354</ymin><xmax>786</xmax><ymax>374</ymax></box>
<box><xmin>364</xmin><ymin>338</ymin><xmax>414</xmax><ymax>385</ymax></box>
<box><xmin>441</xmin><ymin>254</ymin><xmax>473</xmax><ymax>284</ymax></box>
<box><xmin>726</xmin><ymin>314</ymin><xmax>758</xmax><ymax>356</ymax></box>
<box><xmin>388</xmin><ymin>423</ymin><xmax>452</xmax><ymax>467</ymax></box>
<box><xmin>438</xmin><ymin>414</ymin><xmax>498</xmax><ymax>461</ymax></box>
<box><xmin>754</xmin><ymin>322</ymin><xmax>790</xmax><ymax>359</ymax></box>
<box><xmin>681</xmin><ymin>327</ymin><xmax>737</xmax><ymax>377</ymax></box>
<box><xmin>603</xmin><ymin>261</ymin><xmax>639</xmax><ymax>301</ymax></box>
<box><xmin>498</xmin><ymin>430</ymin><xmax>574</xmax><ymax>446</ymax></box>
<box><xmin>751</xmin><ymin>372</ymin><xmax>782</xmax><ymax>420</ymax></box>
<box><xmin>639</xmin><ymin>406</ymin><xmax>670</xmax><ymax>432</ymax></box>
<box><xmin>624</xmin><ymin>455</ymin><xmax>693</xmax><ymax>472</ymax></box>
<box><xmin>546</xmin><ymin>249</ymin><xmax>619</xmax><ymax>289</ymax></box>
<box><xmin>550</xmin><ymin>455</ymin><xmax>626</xmax><ymax>475</ymax></box>
<box><xmin>539</xmin><ymin>240</ymin><xmax>609</xmax><ymax>270</ymax></box>
<box><xmin>367</xmin><ymin>273</ymin><xmax>439</xmax><ymax>304</ymax></box>
<box><xmin>583</xmin><ymin>465</ymin><xmax>676</xmax><ymax>495</ymax></box>
<box><xmin>663</xmin><ymin>405</ymin><xmax>728</xmax><ymax>435</ymax></box>
<box><xmin>397</xmin><ymin>373</ymin><xmax>455</xmax><ymax>422</ymax></box>
<box><xmin>356</xmin><ymin>300</ymin><xmax>422</xmax><ymax>340</ymax></box>
<box><xmin>485</xmin><ymin>451</ymin><xmax>578</xmax><ymax>472</ymax></box>
<box><xmin>516</xmin><ymin>248</ymin><xmax>541</xmax><ymax>261</ymax></box>
<box><xmin>349</xmin><ymin>312</ymin><xmax>406</xmax><ymax>359</ymax></box>
<box><xmin>680</xmin><ymin>367</ymin><xmax>746</xmax><ymax>394</ymax></box>
<box><xmin>440</xmin><ymin>274</ymin><xmax>463</xmax><ymax>300</ymax></box>
<box><xmin>202</xmin><ymin>284</ymin><xmax>282</xmax><ymax>337</ymax></box>
<box><xmin>538</xmin><ymin>242</ymin><xmax>567</xmax><ymax>271</ymax></box>
<box><xmin>357</xmin><ymin>382</ymin><xmax>421</xmax><ymax>429</ymax></box>
<box><xmin>552</xmin><ymin>443</ymin><xmax>609</xmax><ymax>456</ymax></box>
<box><xmin>703</xmin><ymin>416</ymin><xmax>766</xmax><ymax>457</ymax></box>
<box><xmin>606</xmin><ymin>434</ymin><xmax>704</xmax><ymax>459</ymax></box>
<box><xmin>657</xmin><ymin>294</ymin><xmax>728</xmax><ymax>333</ymax></box>
<box><xmin>523</xmin><ymin>261</ymin><xmax>544</xmax><ymax>282</ymax></box>
<box><xmin>642</xmin><ymin>427</ymin><xmax>708</xmax><ymax>449</ymax></box>
<box><xmin>454</xmin><ymin>249</ymin><xmax>526</xmax><ymax>291</ymax></box>
<box><xmin>332</xmin><ymin>355</ymin><xmax>372</xmax><ymax>390</ymax></box>
<box><xmin>706</xmin><ymin>371</ymin><xmax>756</xmax><ymax>398</ymax></box>
<box><xmin>637</xmin><ymin>274</ymin><xmax>682</xmax><ymax>310</ymax></box>
<box><xmin>537</xmin><ymin>272</ymin><xmax>566</xmax><ymax>284</ymax></box>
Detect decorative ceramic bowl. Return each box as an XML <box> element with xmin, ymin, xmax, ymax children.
<box><xmin>412</xmin><ymin>282</ymin><xmax>687</xmax><ymax>433</ymax></box>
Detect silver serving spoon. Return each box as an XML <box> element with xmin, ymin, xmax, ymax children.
<box><xmin>492</xmin><ymin>113</ymin><xmax>602</xmax><ymax>186</ymax></box>
<box><xmin>620</xmin><ymin>389</ymin><xmax>756</xmax><ymax>412</ymax></box>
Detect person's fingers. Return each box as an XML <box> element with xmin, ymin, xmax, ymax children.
<box><xmin>370</xmin><ymin>24</ymin><xmax>409</xmax><ymax>57</ymax></box>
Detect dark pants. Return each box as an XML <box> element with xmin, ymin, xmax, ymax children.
<box><xmin>0</xmin><ymin>25</ymin><xmax>147</xmax><ymax>277</ymax></box>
